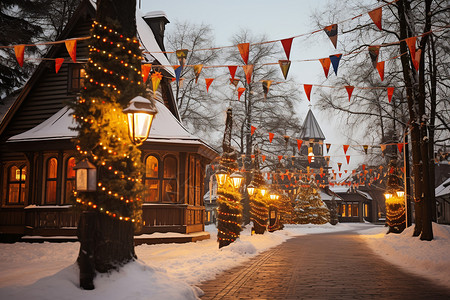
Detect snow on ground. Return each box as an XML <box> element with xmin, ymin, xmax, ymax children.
<box><xmin>0</xmin><ymin>222</ymin><xmax>449</xmax><ymax>299</ymax></box>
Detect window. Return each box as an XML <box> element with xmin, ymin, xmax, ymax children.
<box><xmin>188</xmin><ymin>157</ymin><xmax>195</xmax><ymax>205</ymax></box>
<box><xmin>364</xmin><ymin>204</ymin><xmax>368</xmax><ymax>218</ymax></box>
<box><xmin>64</xmin><ymin>157</ymin><xmax>76</xmax><ymax>204</ymax></box>
<box><xmin>45</xmin><ymin>158</ymin><xmax>58</xmax><ymax>204</ymax></box>
<box><xmin>195</xmin><ymin>161</ymin><xmax>202</xmax><ymax>206</ymax></box>
<box><xmin>68</xmin><ymin>64</ymin><xmax>85</xmax><ymax>92</ymax></box>
<box><xmin>7</xmin><ymin>165</ymin><xmax>27</xmax><ymax>204</ymax></box>
<box><xmin>144</xmin><ymin>155</ymin><xmax>159</xmax><ymax>202</ymax></box>
<box><xmin>348</xmin><ymin>204</ymin><xmax>351</xmax><ymax>217</ymax></box>
<box><xmin>352</xmin><ymin>203</ymin><xmax>359</xmax><ymax>217</ymax></box>
<box><xmin>163</xmin><ymin>156</ymin><xmax>177</xmax><ymax>203</ymax></box>
<box><xmin>341</xmin><ymin>204</ymin><xmax>346</xmax><ymax>217</ymax></box>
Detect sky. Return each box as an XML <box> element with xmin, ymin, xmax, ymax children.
<box><xmin>139</xmin><ymin>0</ymin><xmax>367</xmax><ymax>173</ymax></box>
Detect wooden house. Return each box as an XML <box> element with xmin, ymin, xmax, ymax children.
<box><xmin>331</xmin><ymin>186</ymin><xmax>374</xmax><ymax>222</ymax></box>
<box><xmin>0</xmin><ymin>0</ymin><xmax>217</xmax><ymax>242</ymax></box>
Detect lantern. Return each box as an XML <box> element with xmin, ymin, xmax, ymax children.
<box><xmin>384</xmin><ymin>192</ymin><xmax>393</xmax><ymax>200</ymax></box>
<box><xmin>123</xmin><ymin>96</ymin><xmax>157</xmax><ymax>146</ymax></box>
<box><xmin>230</xmin><ymin>172</ymin><xmax>244</xmax><ymax>189</ymax></box>
<box><xmin>215</xmin><ymin>169</ymin><xmax>228</xmax><ymax>187</ymax></box>
<box><xmin>260</xmin><ymin>186</ymin><xmax>268</xmax><ymax>197</ymax></box>
<box><xmin>308</xmin><ymin>147</ymin><xmax>315</xmax><ymax>163</ymax></box>
<box><xmin>269</xmin><ymin>191</ymin><xmax>278</xmax><ymax>201</ymax></box>
<box><xmin>396</xmin><ymin>191</ymin><xmax>405</xmax><ymax>198</ymax></box>
<box><xmin>247</xmin><ymin>183</ymin><xmax>255</xmax><ymax>196</ymax></box>
<box><xmin>73</xmin><ymin>159</ymin><xmax>97</xmax><ymax>192</ymax></box>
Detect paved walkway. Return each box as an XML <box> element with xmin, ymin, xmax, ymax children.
<box><xmin>198</xmin><ymin>230</ymin><xmax>450</xmax><ymax>299</ymax></box>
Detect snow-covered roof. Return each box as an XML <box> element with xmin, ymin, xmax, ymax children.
<box><xmin>436</xmin><ymin>178</ymin><xmax>450</xmax><ymax>198</ymax></box>
<box><xmin>357</xmin><ymin>190</ymin><xmax>373</xmax><ymax>200</ymax></box>
<box><xmin>143</xmin><ymin>11</ymin><xmax>168</xmax><ymax>19</ymax></box>
<box><xmin>320</xmin><ymin>190</ymin><xmax>333</xmax><ymax>201</ymax></box>
<box><xmin>7</xmin><ymin>100</ymin><xmax>210</xmax><ymax>149</ymax></box>
<box><xmin>329</xmin><ymin>186</ymin><xmax>349</xmax><ymax>193</ymax></box>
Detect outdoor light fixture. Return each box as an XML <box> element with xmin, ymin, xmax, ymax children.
<box><xmin>247</xmin><ymin>183</ymin><xmax>255</xmax><ymax>196</ymax></box>
<box><xmin>123</xmin><ymin>96</ymin><xmax>157</xmax><ymax>146</ymax></box>
<box><xmin>230</xmin><ymin>172</ymin><xmax>244</xmax><ymax>189</ymax></box>
<box><xmin>73</xmin><ymin>159</ymin><xmax>97</xmax><ymax>192</ymax></box>
<box><xmin>396</xmin><ymin>191</ymin><xmax>405</xmax><ymax>198</ymax></box>
<box><xmin>308</xmin><ymin>147</ymin><xmax>315</xmax><ymax>162</ymax></box>
<box><xmin>260</xmin><ymin>186</ymin><xmax>268</xmax><ymax>197</ymax></box>
<box><xmin>384</xmin><ymin>192</ymin><xmax>393</xmax><ymax>200</ymax></box>
<box><xmin>215</xmin><ymin>169</ymin><xmax>228</xmax><ymax>187</ymax></box>
<box><xmin>269</xmin><ymin>191</ymin><xmax>278</xmax><ymax>201</ymax></box>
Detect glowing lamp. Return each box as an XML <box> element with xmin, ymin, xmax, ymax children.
<box><xmin>73</xmin><ymin>159</ymin><xmax>97</xmax><ymax>192</ymax></box>
<box><xmin>230</xmin><ymin>172</ymin><xmax>244</xmax><ymax>189</ymax></box>
<box><xmin>260</xmin><ymin>186</ymin><xmax>268</xmax><ymax>197</ymax></box>
<box><xmin>247</xmin><ymin>183</ymin><xmax>255</xmax><ymax>196</ymax></box>
<box><xmin>123</xmin><ymin>96</ymin><xmax>157</xmax><ymax>146</ymax></box>
<box><xmin>308</xmin><ymin>147</ymin><xmax>315</xmax><ymax>162</ymax></box>
<box><xmin>269</xmin><ymin>191</ymin><xmax>278</xmax><ymax>201</ymax></box>
<box><xmin>384</xmin><ymin>192</ymin><xmax>393</xmax><ymax>200</ymax></box>
<box><xmin>396</xmin><ymin>191</ymin><xmax>405</xmax><ymax>197</ymax></box>
<box><xmin>215</xmin><ymin>169</ymin><xmax>228</xmax><ymax>187</ymax></box>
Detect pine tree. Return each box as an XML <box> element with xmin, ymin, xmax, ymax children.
<box><xmin>294</xmin><ymin>181</ymin><xmax>330</xmax><ymax>224</ymax></box>
<box><xmin>278</xmin><ymin>194</ymin><xmax>295</xmax><ymax>225</ymax></box>
<box><xmin>249</xmin><ymin>146</ymin><xmax>268</xmax><ymax>234</ymax></box>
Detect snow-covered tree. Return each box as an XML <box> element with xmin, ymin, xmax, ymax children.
<box><xmin>294</xmin><ymin>181</ymin><xmax>330</xmax><ymax>224</ymax></box>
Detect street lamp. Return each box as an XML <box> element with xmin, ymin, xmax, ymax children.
<box><xmin>123</xmin><ymin>96</ymin><xmax>157</xmax><ymax>146</ymax></box>
<box><xmin>215</xmin><ymin>169</ymin><xmax>228</xmax><ymax>187</ymax></box>
<box><xmin>73</xmin><ymin>159</ymin><xmax>97</xmax><ymax>192</ymax></box>
<box><xmin>384</xmin><ymin>192</ymin><xmax>393</xmax><ymax>200</ymax></box>
<box><xmin>230</xmin><ymin>172</ymin><xmax>244</xmax><ymax>189</ymax></box>
<box><xmin>260</xmin><ymin>186</ymin><xmax>268</xmax><ymax>197</ymax></box>
<box><xmin>396</xmin><ymin>191</ymin><xmax>405</xmax><ymax>197</ymax></box>
<box><xmin>269</xmin><ymin>191</ymin><xmax>279</xmax><ymax>201</ymax></box>
<box><xmin>247</xmin><ymin>183</ymin><xmax>255</xmax><ymax>196</ymax></box>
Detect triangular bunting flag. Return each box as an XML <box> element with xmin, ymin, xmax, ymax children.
<box><xmin>262</xmin><ymin>155</ymin><xmax>266</xmax><ymax>162</ymax></box>
<box><xmin>363</xmin><ymin>145</ymin><xmax>368</xmax><ymax>154</ymax></box>
<box><xmin>141</xmin><ymin>64</ymin><xmax>152</xmax><ymax>83</ymax></box>
<box><xmin>194</xmin><ymin>64</ymin><xmax>203</xmax><ymax>83</ymax></box>
<box><xmin>329</xmin><ymin>54</ymin><xmax>342</xmax><ymax>75</ymax></box>
<box><xmin>387</xmin><ymin>87</ymin><xmax>394</xmax><ymax>103</ymax></box>
<box><xmin>238</xmin><ymin>87</ymin><xmax>246</xmax><ymax>100</ymax></box>
<box><xmin>397</xmin><ymin>143</ymin><xmax>404</xmax><ymax>153</ymax></box>
<box><xmin>338</xmin><ymin>162</ymin><xmax>342</xmax><ymax>171</ymax></box>
<box><xmin>243</xmin><ymin>65</ymin><xmax>253</xmax><ymax>84</ymax></box>
<box><xmin>343</xmin><ymin>144</ymin><xmax>349</xmax><ymax>154</ymax></box>
<box><xmin>405</xmin><ymin>37</ymin><xmax>417</xmax><ymax>59</ymax></box>
<box><xmin>297</xmin><ymin>139</ymin><xmax>303</xmax><ymax>151</ymax></box>
<box><xmin>65</xmin><ymin>39</ymin><xmax>77</xmax><ymax>62</ymax></box>
<box><xmin>230</xmin><ymin>78</ymin><xmax>240</xmax><ymax>87</ymax></box>
<box><xmin>368</xmin><ymin>45</ymin><xmax>380</xmax><ymax>68</ymax></box>
<box><xmin>281</xmin><ymin>37</ymin><xmax>293</xmax><ymax>60</ymax></box>
<box><xmin>413</xmin><ymin>49</ymin><xmax>422</xmax><ymax>71</ymax></box>
<box><xmin>319</xmin><ymin>58</ymin><xmax>331</xmax><ymax>78</ymax></box>
<box><xmin>269</xmin><ymin>132</ymin><xmax>275</xmax><ymax>143</ymax></box>
<box><xmin>368</xmin><ymin>7</ymin><xmax>382</xmax><ymax>30</ymax></box>
<box><xmin>151</xmin><ymin>71</ymin><xmax>163</xmax><ymax>96</ymax></box>
<box><xmin>323</xmin><ymin>24</ymin><xmax>338</xmax><ymax>49</ymax></box>
<box><xmin>176</xmin><ymin>49</ymin><xmax>188</xmax><ymax>67</ymax></box>
<box><xmin>237</xmin><ymin>43</ymin><xmax>250</xmax><ymax>65</ymax></box>
<box><xmin>304</xmin><ymin>84</ymin><xmax>313</xmax><ymax>101</ymax></box>
<box><xmin>278</xmin><ymin>60</ymin><xmax>291</xmax><ymax>79</ymax></box>
<box><xmin>326</xmin><ymin>143</ymin><xmax>331</xmax><ymax>153</ymax></box>
<box><xmin>380</xmin><ymin>144</ymin><xmax>387</xmax><ymax>153</ymax></box>
<box><xmin>55</xmin><ymin>58</ymin><xmax>64</xmax><ymax>74</ymax></box>
<box><xmin>339</xmin><ymin>173</ymin><xmax>342</xmax><ymax>178</ymax></box>
<box><xmin>228</xmin><ymin>66</ymin><xmax>237</xmax><ymax>80</ymax></box>
<box><xmin>376</xmin><ymin>61</ymin><xmax>385</xmax><ymax>81</ymax></box>
<box><xmin>278</xmin><ymin>155</ymin><xmax>283</xmax><ymax>162</ymax></box>
<box><xmin>251</xmin><ymin>125</ymin><xmax>256</xmax><ymax>136</ymax></box>
<box><xmin>262</xmin><ymin>80</ymin><xmax>272</xmax><ymax>99</ymax></box>
<box><xmin>205</xmin><ymin>78</ymin><xmax>214</xmax><ymax>92</ymax></box>
<box><xmin>308</xmin><ymin>155</ymin><xmax>312</xmax><ymax>164</ymax></box>
<box><xmin>345</xmin><ymin>86</ymin><xmax>354</xmax><ymax>101</ymax></box>
<box><xmin>174</xmin><ymin>65</ymin><xmax>183</xmax><ymax>84</ymax></box>
<box><xmin>14</xmin><ymin>45</ymin><xmax>25</xmax><ymax>67</ymax></box>
<box><xmin>346</xmin><ymin>155</ymin><xmax>350</xmax><ymax>164</ymax></box>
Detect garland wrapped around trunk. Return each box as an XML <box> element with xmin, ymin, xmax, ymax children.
<box><xmin>249</xmin><ymin>146</ymin><xmax>268</xmax><ymax>234</ymax></box>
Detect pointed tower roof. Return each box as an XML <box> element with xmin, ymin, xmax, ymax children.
<box><xmin>300</xmin><ymin>109</ymin><xmax>325</xmax><ymax>140</ymax></box>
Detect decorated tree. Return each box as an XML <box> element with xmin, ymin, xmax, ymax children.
<box><xmin>329</xmin><ymin>197</ymin><xmax>339</xmax><ymax>225</ymax></box>
<box><xmin>71</xmin><ymin>0</ymin><xmax>150</xmax><ymax>289</ymax></box>
<box><xmin>385</xmin><ymin>159</ymin><xmax>406</xmax><ymax>234</ymax></box>
<box><xmin>278</xmin><ymin>194</ymin><xmax>295</xmax><ymax>225</ymax></box>
<box><xmin>249</xmin><ymin>146</ymin><xmax>269</xmax><ymax>234</ymax></box>
<box><xmin>294</xmin><ymin>181</ymin><xmax>330</xmax><ymax>224</ymax></box>
<box><xmin>216</xmin><ymin>108</ymin><xmax>243</xmax><ymax>248</ymax></box>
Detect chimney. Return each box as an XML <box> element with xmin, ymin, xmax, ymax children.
<box><xmin>142</xmin><ymin>11</ymin><xmax>170</xmax><ymax>52</ymax></box>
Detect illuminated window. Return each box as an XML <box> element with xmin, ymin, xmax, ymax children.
<box><xmin>352</xmin><ymin>203</ymin><xmax>358</xmax><ymax>217</ymax></box>
<box><xmin>364</xmin><ymin>204</ymin><xmax>368</xmax><ymax>217</ymax></box>
<box><xmin>45</xmin><ymin>158</ymin><xmax>58</xmax><ymax>204</ymax></box>
<box><xmin>7</xmin><ymin>165</ymin><xmax>27</xmax><ymax>204</ymax></box>
<box><xmin>341</xmin><ymin>204</ymin><xmax>346</xmax><ymax>217</ymax></box>
<box><xmin>348</xmin><ymin>204</ymin><xmax>352</xmax><ymax>217</ymax></box>
<box><xmin>68</xmin><ymin>64</ymin><xmax>85</xmax><ymax>92</ymax></box>
<box><xmin>163</xmin><ymin>156</ymin><xmax>177</xmax><ymax>203</ymax></box>
<box><xmin>144</xmin><ymin>155</ymin><xmax>159</xmax><ymax>202</ymax></box>
<box><xmin>64</xmin><ymin>157</ymin><xmax>76</xmax><ymax>204</ymax></box>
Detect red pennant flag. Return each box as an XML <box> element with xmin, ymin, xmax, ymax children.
<box><xmin>387</xmin><ymin>87</ymin><xmax>394</xmax><ymax>103</ymax></box>
<box><xmin>14</xmin><ymin>45</ymin><xmax>25</xmax><ymax>67</ymax></box>
<box><xmin>376</xmin><ymin>61</ymin><xmax>385</xmax><ymax>81</ymax></box>
<box><xmin>228</xmin><ymin>66</ymin><xmax>237</xmax><ymax>80</ymax></box>
<box><xmin>141</xmin><ymin>64</ymin><xmax>152</xmax><ymax>83</ymax></box>
<box><xmin>205</xmin><ymin>78</ymin><xmax>214</xmax><ymax>92</ymax></box>
<box><xmin>339</xmin><ymin>173</ymin><xmax>342</xmax><ymax>178</ymax></box>
<box><xmin>344</xmin><ymin>170</ymin><xmax>348</xmax><ymax>173</ymax></box>
<box><xmin>297</xmin><ymin>139</ymin><xmax>303</xmax><ymax>151</ymax></box>
<box><xmin>413</xmin><ymin>49</ymin><xmax>422</xmax><ymax>71</ymax></box>
<box><xmin>55</xmin><ymin>58</ymin><xmax>64</xmax><ymax>74</ymax></box>
<box><xmin>65</xmin><ymin>39</ymin><xmax>77</xmax><ymax>62</ymax></box>
<box><xmin>326</xmin><ymin>143</ymin><xmax>331</xmax><ymax>153</ymax></box>
<box><xmin>194</xmin><ymin>64</ymin><xmax>203</xmax><ymax>83</ymax></box>
<box><xmin>304</xmin><ymin>84</ymin><xmax>313</xmax><ymax>101</ymax></box>
<box><xmin>251</xmin><ymin>125</ymin><xmax>256</xmax><ymax>136</ymax></box>
<box><xmin>308</xmin><ymin>155</ymin><xmax>312</xmax><ymax>164</ymax></box>
<box><xmin>262</xmin><ymin>155</ymin><xmax>266</xmax><ymax>162</ymax></box>
<box><xmin>281</xmin><ymin>38</ymin><xmax>293</xmax><ymax>60</ymax></box>
<box><xmin>278</xmin><ymin>155</ymin><xmax>283</xmax><ymax>162</ymax></box>
<box><xmin>368</xmin><ymin>7</ymin><xmax>382</xmax><ymax>30</ymax></box>
<box><xmin>397</xmin><ymin>143</ymin><xmax>404</xmax><ymax>153</ymax></box>
<box><xmin>278</xmin><ymin>60</ymin><xmax>291</xmax><ymax>79</ymax></box>
<box><xmin>338</xmin><ymin>162</ymin><xmax>342</xmax><ymax>171</ymax></box>
<box><xmin>171</xmin><ymin>78</ymin><xmax>176</xmax><ymax>82</ymax></box>
<box><xmin>237</xmin><ymin>43</ymin><xmax>250</xmax><ymax>65</ymax></box>
<box><xmin>238</xmin><ymin>87</ymin><xmax>246</xmax><ymax>100</ymax></box>
<box><xmin>343</xmin><ymin>144</ymin><xmax>349</xmax><ymax>154</ymax></box>
<box><xmin>346</xmin><ymin>155</ymin><xmax>350</xmax><ymax>164</ymax></box>
<box><xmin>323</xmin><ymin>24</ymin><xmax>338</xmax><ymax>49</ymax></box>
<box><xmin>243</xmin><ymin>65</ymin><xmax>253</xmax><ymax>84</ymax></box>
<box><xmin>267</xmin><ymin>173</ymin><xmax>270</xmax><ymax>180</ymax></box>
<box><xmin>345</xmin><ymin>86</ymin><xmax>354</xmax><ymax>101</ymax></box>
<box><xmin>151</xmin><ymin>72</ymin><xmax>163</xmax><ymax>96</ymax></box>
<box><xmin>319</xmin><ymin>58</ymin><xmax>331</xmax><ymax>78</ymax></box>
<box><xmin>405</xmin><ymin>37</ymin><xmax>417</xmax><ymax>59</ymax></box>
<box><xmin>269</xmin><ymin>132</ymin><xmax>275</xmax><ymax>143</ymax></box>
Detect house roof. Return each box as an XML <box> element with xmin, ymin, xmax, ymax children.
<box><xmin>334</xmin><ymin>191</ymin><xmax>370</xmax><ymax>203</ymax></box>
<box><xmin>436</xmin><ymin>178</ymin><xmax>450</xmax><ymax>198</ymax></box>
<box><xmin>299</xmin><ymin>109</ymin><xmax>325</xmax><ymax>140</ymax></box>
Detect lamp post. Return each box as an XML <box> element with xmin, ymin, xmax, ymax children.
<box><xmin>123</xmin><ymin>96</ymin><xmax>157</xmax><ymax>146</ymax></box>
<box><xmin>73</xmin><ymin>159</ymin><xmax>97</xmax><ymax>192</ymax></box>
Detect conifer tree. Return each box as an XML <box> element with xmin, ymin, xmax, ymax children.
<box><xmin>249</xmin><ymin>146</ymin><xmax>268</xmax><ymax>234</ymax></box>
<box><xmin>294</xmin><ymin>181</ymin><xmax>330</xmax><ymax>224</ymax></box>
<box><xmin>278</xmin><ymin>194</ymin><xmax>295</xmax><ymax>225</ymax></box>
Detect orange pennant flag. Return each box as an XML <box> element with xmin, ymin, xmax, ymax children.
<box><xmin>194</xmin><ymin>64</ymin><xmax>203</xmax><ymax>83</ymax></box>
<box><xmin>413</xmin><ymin>49</ymin><xmax>422</xmax><ymax>71</ymax></box>
<box><xmin>278</xmin><ymin>155</ymin><xmax>283</xmax><ymax>162</ymax></box>
<box><xmin>14</xmin><ymin>45</ymin><xmax>25</xmax><ymax>67</ymax></box>
<box><xmin>368</xmin><ymin>7</ymin><xmax>382</xmax><ymax>30</ymax></box>
<box><xmin>387</xmin><ymin>87</ymin><xmax>394</xmax><ymax>103</ymax></box>
<box><xmin>323</xmin><ymin>24</ymin><xmax>338</xmax><ymax>49</ymax></box>
<box><xmin>237</xmin><ymin>43</ymin><xmax>250</xmax><ymax>65</ymax></box>
<box><xmin>251</xmin><ymin>125</ymin><xmax>256</xmax><ymax>136</ymax></box>
<box><xmin>262</xmin><ymin>155</ymin><xmax>266</xmax><ymax>162</ymax></box>
<box><xmin>304</xmin><ymin>84</ymin><xmax>313</xmax><ymax>101</ymax></box>
<box><xmin>65</xmin><ymin>39</ymin><xmax>77</xmax><ymax>62</ymax></box>
<box><xmin>319</xmin><ymin>57</ymin><xmax>331</xmax><ymax>78</ymax></box>
<box><xmin>345</xmin><ymin>86</ymin><xmax>354</xmax><ymax>101</ymax></box>
<box><xmin>380</xmin><ymin>144</ymin><xmax>387</xmax><ymax>153</ymax></box>
<box><xmin>243</xmin><ymin>65</ymin><xmax>253</xmax><ymax>84</ymax></box>
<box><xmin>228</xmin><ymin>66</ymin><xmax>237</xmax><ymax>80</ymax></box>
<box><xmin>141</xmin><ymin>64</ymin><xmax>152</xmax><ymax>83</ymax></box>
<box><xmin>405</xmin><ymin>37</ymin><xmax>417</xmax><ymax>59</ymax></box>
<box><xmin>262</xmin><ymin>80</ymin><xmax>272</xmax><ymax>99</ymax></box>
<box><xmin>343</xmin><ymin>144</ymin><xmax>349</xmax><ymax>154</ymax></box>
<box><xmin>205</xmin><ymin>78</ymin><xmax>214</xmax><ymax>92</ymax></box>
<box><xmin>238</xmin><ymin>87</ymin><xmax>246</xmax><ymax>100</ymax></box>
<box><xmin>326</xmin><ymin>143</ymin><xmax>331</xmax><ymax>153</ymax></box>
<box><xmin>376</xmin><ymin>61</ymin><xmax>385</xmax><ymax>81</ymax></box>
<box><xmin>151</xmin><ymin>71</ymin><xmax>163</xmax><ymax>96</ymax></box>
<box><xmin>269</xmin><ymin>132</ymin><xmax>275</xmax><ymax>143</ymax></box>
<box><xmin>346</xmin><ymin>155</ymin><xmax>350</xmax><ymax>164</ymax></box>
<box><xmin>278</xmin><ymin>60</ymin><xmax>291</xmax><ymax>79</ymax></box>
<box><xmin>55</xmin><ymin>58</ymin><xmax>64</xmax><ymax>73</ymax></box>
<box><xmin>297</xmin><ymin>139</ymin><xmax>303</xmax><ymax>151</ymax></box>
<box><xmin>281</xmin><ymin>37</ymin><xmax>294</xmax><ymax>60</ymax></box>
<box><xmin>397</xmin><ymin>143</ymin><xmax>404</xmax><ymax>153</ymax></box>
<box><xmin>337</xmin><ymin>162</ymin><xmax>342</xmax><ymax>171</ymax></box>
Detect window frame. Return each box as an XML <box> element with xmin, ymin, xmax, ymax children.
<box><xmin>144</xmin><ymin>154</ymin><xmax>161</xmax><ymax>203</ymax></box>
<box><xmin>162</xmin><ymin>155</ymin><xmax>178</xmax><ymax>203</ymax></box>
<box><xmin>64</xmin><ymin>157</ymin><xmax>76</xmax><ymax>204</ymax></box>
<box><xmin>45</xmin><ymin>157</ymin><xmax>58</xmax><ymax>205</ymax></box>
<box><xmin>68</xmin><ymin>63</ymin><xmax>85</xmax><ymax>94</ymax></box>
<box><xmin>6</xmin><ymin>163</ymin><xmax>27</xmax><ymax>205</ymax></box>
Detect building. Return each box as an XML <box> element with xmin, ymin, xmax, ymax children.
<box><xmin>331</xmin><ymin>186</ymin><xmax>374</xmax><ymax>223</ymax></box>
<box><xmin>436</xmin><ymin>178</ymin><xmax>450</xmax><ymax>224</ymax></box>
<box><xmin>0</xmin><ymin>0</ymin><xmax>217</xmax><ymax>242</ymax></box>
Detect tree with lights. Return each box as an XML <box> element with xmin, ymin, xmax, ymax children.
<box><xmin>294</xmin><ymin>180</ymin><xmax>330</xmax><ymax>224</ymax></box>
<box><xmin>216</xmin><ymin>108</ymin><xmax>243</xmax><ymax>248</ymax></box>
<box><xmin>278</xmin><ymin>194</ymin><xmax>295</xmax><ymax>225</ymax></box>
<box><xmin>329</xmin><ymin>197</ymin><xmax>339</xmax><ymax>225</ymax></box>
<box><xmin>248</xmin><ymin>146</ymin><xmax>269</xmax><ymax>234</ymax></box>
<box><xmin>385</xmin><ymin>159</ymin><xmax>406</xmax><ymax>234</ymax></box>
<box><xmin>71</xmin><ymin>0</ymin><xmax>151</xmax><ymax>290</ymax></box>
